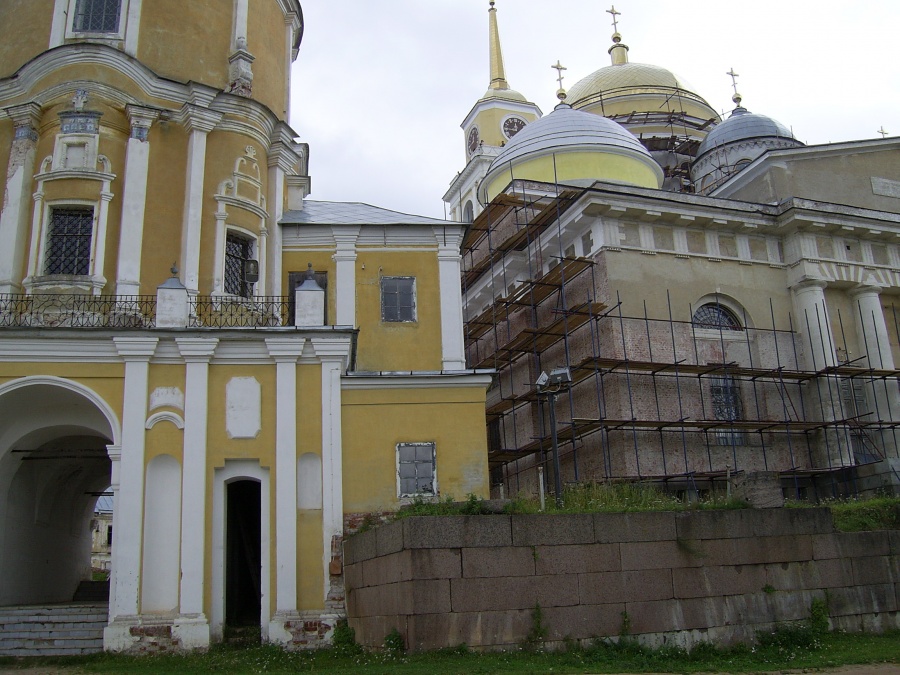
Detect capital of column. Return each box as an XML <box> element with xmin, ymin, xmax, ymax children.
<box><xmin>848</xmin><ymin>284</ymin><xmax>883</xmax><ymax>300</ymax></box>
<box><xmin>7</xmin><ymin>103</ymin><xmax>42</xmax><ymax>141</ymax></box>
<box><xmin>433</xmin><ymin>226</ymin><xmax>464</xmax><ymax>251</ymax></box>
<box><xmin>125</xmin><ymin>105</ymin><xmax>160</xmax><ymax>141</ymax></box>
<box><xmin>265</xmin><ymin>336</ymin><xmax>306</xmax><ymax>361</ymax></box>
<box><xmin>175</xmin><ymin>104</ymin><xmax>223</xmax><ymax>135</ymax></box>
<box><xmin>790</xmin><ymin>278</ymin><xmax>828</xmax><ymax>294</ymax></box>
<box><xmin>268</xmin><ymin>126</ymin><xmax>304</xmax><ymax>172</ymax></box>
<box><xmin>175</xmin><ymin>337</ymin><xmax>219</xmax><ymax>362</ymax></box>
<box><xmin>308</xmin><ymin>336</ymin><xmax>353</xmax><ymax>365</ymax></box>
<box><xmin>113</xmin><ymin>336</ymin><xmax>159</xmax><ymax>360</ymax></box>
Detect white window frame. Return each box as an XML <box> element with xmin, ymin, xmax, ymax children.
<box><xmin>396</xmin><ymin>442</ymin><xmax>437</xmax><ymax>499</ymax></box>
<box><xmin>42</xmin><ymin>204</ymin><xmax>96</xmax><ymax>277</ymax></box>
<box><xmin>65</xmin><ymin>0</ymin><xmax>130</xmax><ymax>40</ymax></box>
<box><xmin>381</xmin><ymin>276</ymin><xmax>417</xmax><ymax>323</ymax></box>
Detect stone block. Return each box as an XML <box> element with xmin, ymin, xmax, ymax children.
<box><xmin>673</xmin><ymin>564</ymin><xmax>766</xmax><ymax>599</ymax></box>
<box><xmin>624</xmin><ymin>599</ymin><xmax>683</xmax><ymax>633</ymax></box>
<box><xmin>835</xmin><ymin>531</ymin><xmax>892</xmax><ymax>558</ymax></box>
<box><xmin>579</xmin><ymin>569</ymin><xmax>673</xmax><ymax>604</ymax></box>
<box><xmin>595</xmin><ymin>511</ymin><xmax>676</xmax><ymax>543</ymax></box>
<box><xmin>409</xmin><ymin>548</ymin><xmax>462</xmax><ymax>580</ymax></box>
<box><xmin>450</xmin><ymin>574</ymin><xmax>579</xmax><ymax>613</ymax></box>
<box><xmin>350</xmin><ymin>615</ymin><xmax>406</xmax><ymax>648</ymax></box>
<box><xmin>344</xmin><ymin>562</ymin><xmax>363</xmax><ymax>592</ymax></box>
<box><xmin>852</xmin><ymin>555</ymin><xmax>898</xmax><ymax>586</ymax></box>
<box><xmin>512</xmin><ymin>514</ymin><xmax>594</xmax><ymax>546</ymax></box>
<box><xmin>764</xmin><ymin>558</ymin><xmax>853</xmax><ymax>591</ymax></box>
<box><xmin>678</xmin><ymin>596</ymin><xmax>725</xmax><ymax>630</ymax></box>
<box><xmin>891</xmin><ymin>531</ymin><xmax>900</xmax><ymax>555</ymax></box>
<box><xmin>396</xmin><ymin>579</ymin><xmax>452</xmax><ymax>615</ymax></box>
<box><xmin>403</xmin><ymin>516</ymin><xmax>512</xmax><ymax>549</ymax></box>
<box><xmin>344</xmin><ymin>529</ymin><xmax>377</xmax><ymax>566</ymax></box>
<box><xmin>768</xmin><ymin>589</ymin><xmax>819</xmax><ymax>622</ymax></box>
<box><xmin>462</xmin><ymin>547</ymin><xmax>535</xmax><ymax>578</ymax></box>
<box><xmin>407</xmin><ymin>610</ymin><xmax>531</xmax><ymax>650</ymax></box>
<box><xmin>534</xmin><ymin>543</ymin><xmax>621</xmax><ymax>575</ymax></box>
<box><xmin>720</xmin><ymin>593</ymin><xmax>775</xmax><ymax>627</ymax></box>
<box><xmin>829</xmin><ymin>584</ymin><xmax>898</xmax><ymax>616</ymax></box>
<box><xmin>675</xmin><ymin>510</ymin><xmax>752</xmax><ymax>540</ymax></box>
<box><xmin>812</xmin><ymin>533</ymin><xmax>841</xmax><ymax>560</ymax></box>
<box><xmin>702</xmin><ymin>535</ymin><xmax>812</xmax><ymax>566</ymax></box>
<box><xmin>376</xmin><ymin>521</ymin><xmax>405</xmax><ymax>557</ymax></box>
<box><xmin>362</xmin><ymin>551</ymin><xmax>409</xmax><ymax>587</ymax></box>
<box><xmin>542</xmin><ymin>603</ymin><xmax>626</xmax><ymax>640</ymax></box>
<box><xmin>620</xmin><ymin>540</ymin><xmax>705</xmax><ymax>570</ymax></box>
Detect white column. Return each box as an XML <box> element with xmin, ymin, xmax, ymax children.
<box><xmin>265</xmin><ymin>163</ymin><xmax>285</xmax><ymax>297</ymax></box>
<box><xmin>174</xmin><ymin>337</ymin><xmax>218</xmax><ymax>647</ymax></box>
<box><xmin>91</xmin><ymin>184</ymin><xmax>114</xmax><ymax>294</ymax></box>
<box><xmin>177</xmin><ymin>105</ymin><xmax>222</xmax><ymax>294</ymax></box>
<box><xmin>115</xmin><ymin>106</ymin><xmax>159</xmax><ymax>296</ymax></box>
<box><xmin>332</xmin><ymin>228</ymin><xmax>360</xmax><ymax>326</ymax></box>
<box><xmin>105</xmin><ymin>445</ymin><xmax>122</xmax><ymax>619</ymax></box>
<box><xmin>791</xmin><ymin>280</ymin><xmax>836</xmax><ymax>370</ymax></box>
<box><xmin>435</xmin><ymin>227</ymin><xmax>466</xmax><ymax>370</ymax></box>
<box><xmin>258</xmin><ymin>225</ymin><xmax>268</xmax><ymax>296</ymax></box>
<box><xmin>265</xmin><ymin>337</ymin><xmax>305</xmax><ymax>642</ymax></box>
<box><xmin>0</xmin><ymin>104</ymin><xmax>41</xmax><ymax>293</ymax></box>
<box><xmin>311</xmin><ymin>338</ymin><xmax>352</xmax><ymax>603</ymax></box>
<box><xmin>232</xmin><ymin>0</ymin><xmax>249</xmax><ymax>45</ymax></box>
<box><xmin>109</xmin><ymin>337</ymin><xmax>158</xmax><ymax>621</ymax></box>
<box><xmin>212</xmin><ymin>211</ymin><xmax>227</xmax><ymax>295</ymax></box>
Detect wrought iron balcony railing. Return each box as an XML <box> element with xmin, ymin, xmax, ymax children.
<box><xmin>0</xmin><ymin>294</ymin><xmax>157</xmax><ymax>328</ymax></box>
<box><xmin>190</xmin><ymin>296</ymin><xmax>292</xmax><ymax>328</ymax></box>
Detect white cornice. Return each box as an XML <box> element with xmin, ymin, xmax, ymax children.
<box><xmin>342</xmin><ymin>372</ymin><xmax>494</xmax><ymax>391</ymax></box>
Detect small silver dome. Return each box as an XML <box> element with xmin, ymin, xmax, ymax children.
<box><xmin>489</xmin><ymin>103</ymin><xmax>652</xmax><ymax>171</ymax></box>
<box><xmin>697</xmin><ymin>107</ymin><xmax>800</xmax><ymax>159</ymax></box>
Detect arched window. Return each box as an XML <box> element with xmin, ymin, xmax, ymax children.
<box><xmin>692</xmin><ymin>303</ymin><xmax>742</xmax><ymax>331</ymax></box>
<box><xmin>463</xmin><ymin>201</ymin><xmax>474</xmax><ymax>223</ymax></box>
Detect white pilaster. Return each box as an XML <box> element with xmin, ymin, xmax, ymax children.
<box><xmin>332</xmin><ymin>227</ymin><xmax>360</xmax><ymax>326</ymax></box>
<box><xmin>92</xmin><ymin>186</ymin><xmax>114</xmax><ymax>294</ymax></box>
<box><xmin>109</xmin><ymin>338</ymin><xmax>158</xmax><ymax>621</ymax></box>
<box><xmin>177</xmin><ymin>106</ymin><xmax>222</xmax><ymax>294</ymax></box>
<box><xmin>0</xmin><ymin>104</ymin><xmax>41</xmax><ymax>293</ymax></box>
<box><xmin>434</xmin><ymin>227</ymin><xmax>466</xmax><ymax>370</ymax></box>
<box><xmin>175</xmin><ymin>337</ymin><xmax>218</xmax><ymax>643</ymax></box>
<box><xmin>115</xmin><ymin>106</ymin><xmax>159</xmax><ymax>296</ymax></box>
<box><xmin>310</xmin><ymin>338</ymin><xmax>352</xmax><ymax>603</ymax></box>
<box><xmin>232</xmin><ymin>0</ymin><xmax>249</xmax><ymax>45</ymax></box>
<box><xmin>791</xmin><ymin>279</ymin><xmax>836</xmax><ymax>370</ymax></box>
<box><xmin>265</xmin><ymin>337</ymin><xmax>306</xmax><ymax>641</ymax></box>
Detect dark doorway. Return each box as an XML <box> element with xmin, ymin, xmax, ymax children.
<box><xmin>225</xmin><ymin>480</ymin><xmax>261</xmax><ymax>627</ymax></box>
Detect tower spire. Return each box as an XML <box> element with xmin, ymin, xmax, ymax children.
<box><xmin>607</xmin><ymin>5</ymin><xmax>629</xmax><ymax>65</ymax></box>
<box><xmin>488</xmin><ymin>1</ymin><xmax>510</xmax><ymax>91</ymax></box>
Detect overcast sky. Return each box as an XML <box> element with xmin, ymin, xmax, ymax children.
<box><xmin>289</xmin><ymin>1</ymin><xmax>900</xmax><ymax>220</ymax></box>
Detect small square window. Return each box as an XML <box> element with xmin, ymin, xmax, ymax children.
<box><xmin>397</xmin><ymin>442</ymin><xmax>436</xmax><ymax>497</ymax></box>
<box><xmin>73</xmin><ymin>0</ymin><xmax>122</xmax><ymax>33</ymax></box>
<box><xmin>45</xmin><ymin>207</ymin><xmax>93</xmax><ymax>276</ymax></box>
<box><xmin>381</xmin><ymin>276</ymin><xmax>416</xmax><ymax>322</ymax></box>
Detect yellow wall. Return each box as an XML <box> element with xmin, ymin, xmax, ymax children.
<box><xmin>354</xmin><ymin>250</ymin><xmax>443</xmax><ymax>371</ymax></box>
<box><xmin>485</xmin><ymin>151</ymin><xmax>661</xmax><ymax>201</ymax></box>
<box><xmin>138</xmin><ymin>0</ymin><xmax>231</xmax><ymax>88</ymax></box>
<box><xmin>342</xmin><ymin>386</ymin><xmax>490</xmax><ymax>512</ymax></box>
<box><xmin>247</xmin><ymin>1</ymin><xmax>288</xmax><ymax>117</ymax></box>
<box><xmin>0</xmin><ymin>363</ymin><xmax>125</xmax><ymax>420</ymax></box>
<box><xmin>470</xmin><ymin>107</ymin><xmax>539</xmax><ymax>150</ymax></box>
<box><xmin>0</xmin><ymin>0</ymin><xmax>53</xmax><ymax>79</ymax></box>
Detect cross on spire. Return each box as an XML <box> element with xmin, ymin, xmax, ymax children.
<box><xmin>552</xmin><ymin>61</ymin><xmax>567</xmax><ymax>90</ymax></box>
<box><xmin>726</xmin><ymin>68</ymin><xmax>740</xmax><ymax>97</ymax></box>
<box><xmin>607</xmin><ymin>5</ymin><xmax>621</xmax><ymax>32</ymax></box>
<box><xmin>878</xmin><ymin>126</ymin><xmax>889</xmax><ymax>138</ymax></box>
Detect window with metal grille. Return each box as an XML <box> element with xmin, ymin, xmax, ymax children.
<box><xmin>692</xmin><ymin>303</ymin><xmax>742</xmax><ymax>331</ymax></box>
<box><xmin>73</xmin><ymin>0</ymin><xmax>122</xmax><ymax>33</ymax></box>
<box><xmin>381</xmin><ymin>276</ymin><xmax>416</xmax><ymax>322</ymax></box>
<box><xmin>397</xmin><ymin>442</ymin><xmax>436</xmax><ymax>497</ymax></box>
<box><xmin>711</xmin><ymin>375</ymin><xmax>745</xmax><ymax>446</ymax></box>
<box><xmin>225</xmin><ymin>233</ymin><xmax>254</xmax><ymax>298</ymax></box>
<box><xmin>45</xmin><ymin>207</ymin><xmax>93</xmax><ymax>276</ymax></box>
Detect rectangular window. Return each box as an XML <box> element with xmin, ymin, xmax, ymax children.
<box><xmin>73</xmin><ymin>0</ymin><xmax>122</xmax><ymax>33</ymax></box>
<box><xmin>711</xmin><ymin>375</ymin><xmax>745</xmax><ymax>446</ymax></box>
<box><xmin>225</xmin><ymin>233</ymin><xmax>254</xmax><ymax>298</ymax></box>
<box><xmin>381</xmin><ymin>276</ymin><xmax>416</xmax><ymax>322</ymax></box>
<box><xmin>45</xmin><ymin>207</ymin><xmax>93</xmax><ymax>276</ymax></box>
<box><xmin>397</xmin><ymin>442</ymin><xmax>436</xmax><ymax>497</ymax></box>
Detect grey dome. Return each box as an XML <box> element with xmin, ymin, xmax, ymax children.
<box><xmin>697</xmin><ymin>107</ymin><xmax>801</xmax><ymax>158</ymax></box>
<box><xmin>489</xmin><ymin>103</ymin><xmax>652</xmax><ymax>171</ymax></box>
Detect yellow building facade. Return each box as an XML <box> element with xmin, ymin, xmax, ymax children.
<box><xmin>0</xmin><ymin>0</ymin><xmax>489</xmax><ymax>653</ymax></box>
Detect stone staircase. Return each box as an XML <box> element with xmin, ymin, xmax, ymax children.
<box><xmin>0</xmin><ymin>603</ymin><xmax>108</xmax><ymax>656</ymax></box>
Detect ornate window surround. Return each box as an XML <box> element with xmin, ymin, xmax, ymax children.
<box><xmin>51</xmin><ymin>0</ymin><xmax>143</xmax><ymax>55</ymax></box>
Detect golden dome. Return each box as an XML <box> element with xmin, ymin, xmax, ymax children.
<box><xmin>568</xmin><ymin>62</ymin><xmax>719</xmax><ymax>123</ymax></box>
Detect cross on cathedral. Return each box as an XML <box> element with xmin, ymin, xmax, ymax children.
<box><xmin>726</xmin><ymin>68</ymin><xmax>740</xmax><ymax>97</ymax></box>
<box><xmin>878</xmin><ymin>126</ymin><xmax>889</xmax><ymax>138</ymax></box>
<box><xmin>552</xmin><ymin>61</ymin><xmax>567</xmax><ymax>91</ymax></box>
<box><xmin>607</xmin><ymin>5</ymin><xmax>621</xmax><ymax>32</ymax></box>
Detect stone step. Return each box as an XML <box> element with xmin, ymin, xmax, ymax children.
<box><xmin>0</xmin><ymin>603</ymin><xmax>107</xmax><ymax>656</ymax></box>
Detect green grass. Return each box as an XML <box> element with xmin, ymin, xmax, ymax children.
<box><xmin>0</xmin><ymin>630</ymin><xmax>897</xmax><ymax>674</ymax></box>
<box><xmin>786</xmin><ymin>495</ymin><xmax>900</xmax><ymax>532</ymax></box>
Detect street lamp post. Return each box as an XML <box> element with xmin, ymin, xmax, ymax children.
<box><xmin>536</xmin><ymin>367</ymin><xmax>572</xmax><ymax>508</ymax></box>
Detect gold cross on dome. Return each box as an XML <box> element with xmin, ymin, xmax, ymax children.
<box><xmin>607</xmin><ymin>5</ymin><xmax>621</xmax><ymax>32</ymax></box>
<box><xmin>878</xmin><ymin>126</ymin><xmax>889</xmax><ymax>138</ymax></box>
<box><xmin>552</xmin><ymin>61</ymin><xmax>567</xmax><ymax>90</ymax></box>
<box><xmin>726</xmin><ymin>68</ymin><xmax>740</xmax><ymax>97</ymax></box>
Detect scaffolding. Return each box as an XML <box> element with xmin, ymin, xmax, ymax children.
<box><xmin>462</xmin><ymin>182</ymin><xmax>900</xmax><ymax>501</ymax></box>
